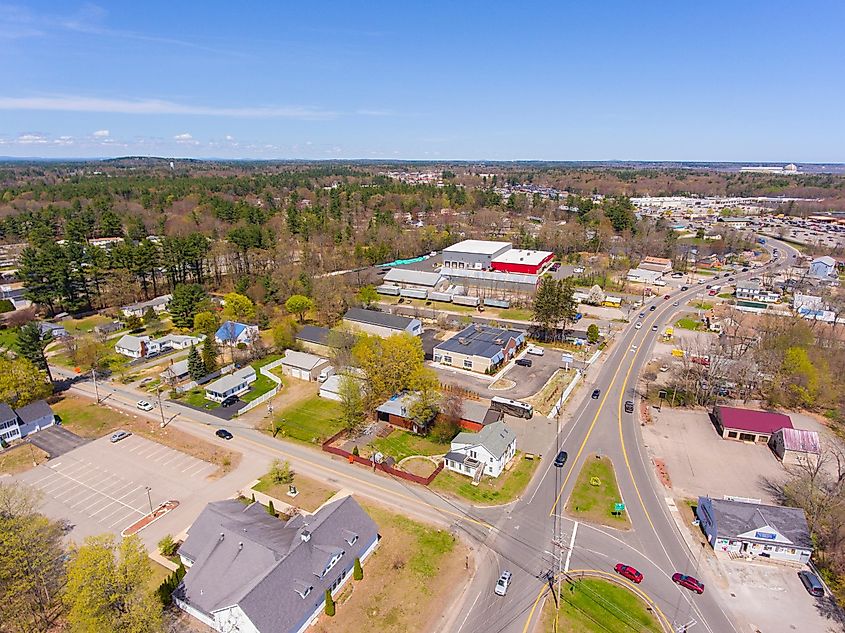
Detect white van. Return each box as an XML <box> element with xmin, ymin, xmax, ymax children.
<box><xmin>317</xmin><ymin>367</ymin><xmax>335</xmax><ymax>383</ymax></box>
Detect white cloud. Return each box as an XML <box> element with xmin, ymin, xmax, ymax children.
<box><xmin>0</xmin><ymin>95</ymin><xmax>337</xmax><ymax>120</ymax></box>
<box><xmin>92</xmin><ymin>129</ymin><xmax>110</xmax><ymax>137</ymax></box>
<box><xmin>17</xmin><ymin>133</ymin><xmax>49</xmax><ymax>144</ymax></box>
<box><xmin>174</xmin><ymin>132</ymin><xmax>193</xmax><ymax>140</ymax></box>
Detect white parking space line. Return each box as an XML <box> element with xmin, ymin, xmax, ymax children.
<box><xmin>185</xmin><ymin>461</ymin><xmax>211</xmax><ymax>477</ymax></box>
<box><xmin>153</xmin><ymin>450</ymin><xmax>176</xmax><ymax>463</ymax></box>
<box><xmin>158</xmin><ymin>452</ymin><xmax>183</xmax><ymax>467</ymax></box>
<box><xmin>108</xmin><ymin>510</ymin><xmax>138</xmax><ymax>530</ymax></box>
<box><xmin>40</xmin><ymin>467</ymin><xmax>147</xmax><ymax>516</ymax></box>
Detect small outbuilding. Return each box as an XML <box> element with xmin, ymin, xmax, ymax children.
<box><xmin>769</xmin><ymin>428</ymin><xmax>821</xmax><ymax>466</ymax></box>
<box><xmin>280</xmin><ymin>350</ymin><xmax>330</xmax><ymax>382</ymax></box>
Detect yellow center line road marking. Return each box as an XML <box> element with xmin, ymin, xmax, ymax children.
<box><xmin>236</xmin><ymin>432</ymin><xmax>495</xmax><ymax>530</ymax></box>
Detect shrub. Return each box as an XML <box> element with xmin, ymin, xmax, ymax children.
<box><xmin>353</xmin><ymin>557</ymin><xmax>363</xmax><ymax>581</ymax></box>
<box><xmin>158</xmin><ymin>534</ymin><xmax>179</xmax><ymax>557</ymax></box>
<box><xmin>352</xmin><ymin>445</ymin><xmax>360</xmax><ymax>457</ymax></box>
<box><xmin>267</xmin><ymin>500</ymin><xmax>276</xmax><ymax>517</ymax></box>
<box><xmin>324</xmin><ymin>589</ymin><xmax>335</xmax><ymax>616</ymax></box>
<box><xmin>269</xmin><ymin>459</ymin><xmax>295</xmax><ymax>485</ymax></box>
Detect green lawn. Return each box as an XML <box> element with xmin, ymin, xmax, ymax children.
<box><xmin>566</xmin><ymin>455</ymin><xmax>630</xmax><ymax>528</ymax></box>
<box><xmin>369</xmin><ymin>429</ymin><xmax>450</xmax><ymax>462</ymax></box>
<box><xmin>252</xmin><ymin>353</ymin><xmax>283</xmax><ymax>369</ymax></box>
<box><xmin>691</xmin><ymin>301</ymin><xmax>713</xmax><ymax>310</ymax></box>
<box><xmin>431</xmin><ymin>452</ymin><xmax>538</xmax><ymax>504</ymax></box>
<box><xmin>0</xmin><ymin>326</ymin><xmax>19</xmax><ymax>350</ymax></box>
<box><xmin>718</xmin><ymin>292</ymin><xmax>733</xmax><ymax>299</ymax></box>
<box><xmin>543</xmin><ymin>578</ymin><xmax>662</xmax><ymax>633</ymax></box>
<box><xmin>179</xmin><ymin>388</ymin><xmax>218</xmax><ymax>410</ymax></box>
<box><xmin>273</xmin><ymin>395</ymin><xmax>344</xmax><ymax>444</ymax></box>
<box><xmin>62</xmin><ymin>314</ymin><xmax>114</xmax><ymax>335</ymax></box>
<box><xmin>253</xmin><ymin>470</ymin><xmax>337</xmax><ymax>512</ymax></box>
<box><xmin>240</xmin><ymin>372</ymin><xmax>277</xmax><ymax>403</ymax></box>
<box><xmin>496</xmin><ymin>308</ymin><xmax>533</xmax><ymax>321</ymax></box>
<box><xmin>676</xmin><ymin>317</ymin><xmax>705</xmax><ymax>331</ymax></box>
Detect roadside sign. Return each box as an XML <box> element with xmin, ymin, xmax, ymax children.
<box><xmin>613</xmin><ymin>502</ymin><xmax>626</xmax><ymax>513</ymax></box>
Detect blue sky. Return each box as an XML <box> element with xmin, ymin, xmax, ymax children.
<box><xmin>1</xmin><ymin>1</ymin><xmax>843</xmax><ymax>161</ymax></box>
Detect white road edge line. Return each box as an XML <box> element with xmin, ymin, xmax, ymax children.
<box><xmin>564</xmin><ymin>521</ymin><xmax>577</xmax><ymax>573</ymax></box>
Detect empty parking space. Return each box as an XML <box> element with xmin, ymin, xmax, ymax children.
<box><xmin>16</xmin><ymin>433</ymin><xmax>216</xmax><ymax>539</ymax></box>
<box><xmin>28</xmin><ymin>426</ymin><xmax>89</xmax><ymax>457</ymax></box>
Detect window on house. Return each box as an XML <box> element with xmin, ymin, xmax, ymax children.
<box><xmin>345</xmin><ymin>534</ymin><xmax>358</xmax><ymax>546</ymax></box>
<box><xmin>469</xmin><ymin>450</ymin><xmax>477</xmax><ymax>458</ymax></box>
<box><xmin>463</xmin><ymin>359</ymin><xmax>472</xmax><ymax>369</ymax></box>
<box><xmin>322</xmin><ymin>551</ymin><xmax>346</xmax><ymax>577</ymax></box>
<box><xmin>443</xmin><ymin>355</ymin><xmax>452</xmax><ymax>364</ymax></box>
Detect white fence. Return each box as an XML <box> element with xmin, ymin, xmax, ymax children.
<box><xmin>234</xmin><ymin>358</ymin><xmax>285</xmax><ymax>416</ymax></box>
<box><xmin>549</xmin><ymin>370</ymin><xmax>583</xmax><ymax>419</ymax></box>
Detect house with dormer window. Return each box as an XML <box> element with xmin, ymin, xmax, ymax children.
<box><xmin>174</xmin><ymin>495</ymin><xmax>379</xmax><ymax>633</ymax></box>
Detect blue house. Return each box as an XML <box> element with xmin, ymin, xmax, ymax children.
<box><xmin>215</xmin><ymin>321</ymin><xmax>259</xmax><ymax>346</ymax></box>
<box><xmin>808</xmin><ymin>256</ymin><xmax>836</xmax><ymax>279</ymax></box>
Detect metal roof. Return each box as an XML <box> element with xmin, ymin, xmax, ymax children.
<box><xmin>435</xmin><ymin>324</ymin><xmax>525</xmax><ymax>359</ymax></box>
<box><xmin>440</xmin><ymin>267</ymin><xmax>538</xmax><ymax>285</ymax></box>
<box><xmin>383</xmin><ymin>268</ymin><xmax>444</xmax><ymax>287</ymax></box>
<box><xmin>491</xmin><ymin>249</ymin><xmax>553</xmax><ymax>266</ymax></box>
<box><xmin>776</xmin><ymin>428</ymin><xmax>820</xmax><ymax>454</ymax></box>
<box><xmin>443</xmin><ymin>239</ymin><xmax>511</xmax><ymax>255</ymax></box>
<box><xmin>343</xmin><ymin>307</ymin><xmax>418</xmax><ymax>331</ymax></box>
<box><xmin>716</xmin><ymin>406</ymin><xmax>792</xmax><ymax>434</ymax></box>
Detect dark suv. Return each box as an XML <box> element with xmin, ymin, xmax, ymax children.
<box><xmin>220</xmin><ymin>395</ymin><xmax>239</xmax><ymax>407</ymax></box>
<box><xmin>624</xmin><ymin>400</ymin><xmax>634</xmax><ymax>413</ymax></box>
<box><xmin>515</xmin><ymin>358</ymin><xmax>532</xmax><ymax>367</ymax></box>
<box><xmin>553</xmin><ymin>451</ymin><xmax>568</xmax><ymax>467</ymax></box>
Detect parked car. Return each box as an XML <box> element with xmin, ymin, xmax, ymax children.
<box><xmin>614</xmin><ymin>563</ymin><xmax>643</xmax><ymax>583</ymax></box>
<box><xmin>110</xmin><ymin>430</ymin><xmax>131</xmax><ymax>443</ymax></box>
<box><xmin>591</xmin><ymin>389</ymin><xmax>601</xmax><ymax>399</ymax></box>
<box><xmin>659</xmin><ymin>364</ymin><xmax>669</xmax><ymax>372</ymax></box>
<box><xmin>494</xmin><ymin>570</ymin><xmax>512</xmax><ymax>596</ymax></box>
<box><xmin>672</xmin><ymin>573</ymin><xmax>704</xmax><ymax>594</ymax></box>
<box><xmin>798</xmin><ymin>570</ymin><xmax>824</xmax><ymax>597</ymax></box>
<box><xmin>705</xmin><ymin>284</ymin><xmax>712</xmax><ymax>289</ymax></box>
<box><xmin>624</xmin><ymin>401</ymin><xmax>634</xmax><ymax>414</ymax></box>
<box><xmin>136</xmin><ymin>400</ymin><xmax>153</xmax><ymax>411</ymax></box>
<box><xmin>527</xmin><ymin>345</ymin><xmax>545</xmax><ymax>356</ymax></box>
<box><xmin>220</xmin><ymin>395</ymin><xmax>239</xmax><ymax>407</ymax></box>
<box><xmin>215</xmin><ymin>429</ymin><xmax>234</xmax><ymax>440</ymax></box>
<box><xmin>554</xmin><ymin>451</ymin><xmax>568</xmax><ymax>467</ymax></box>
<box><xmin>515</xmin><ymin>358</ymin><xmax>533</xmax><ymax>367</ymax></box>
<box><xmin>573</xmin><ymin>267</ymin><xmax>585</xmax><ymax>274</ymax></box>
<box><xmin>728</xmin><ymin>277</ymin><xmax>735</xmax><ymax>282</ymax></box>
<box><xmin>317</xmin><ymin>366</ymin><xmax>334</xmax><ymax>383</ymax></box>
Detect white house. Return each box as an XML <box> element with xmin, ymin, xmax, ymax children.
<box><xmin>121</xmin><ymin>294</ymin><xmax>172</xmax><ymax>319</ymax></box>
<box><xmin>154</xmin><ymin>333</ymin><xmax>204</xmax><ymax>350</ymax></box>
<box><xmin>115</xmin><ymin>334</ymin><xmax>161</xmax><ymax>359</ymax></box>
<box><xmin>204</xmin><ymin>366</ymin><xmax>257</xmax><ymax>402</ymax></box>
<box><xmin>626</xmin><ymin>268</ymin><xmax>663</xmax><ymax>284</ymax></box>
<box><xmin>319</xmin><ymin>373</ymin><xmax>364</xmax><ymax>402</ymax></box>
<box><xmin>444</xmin><ymin>421</ymin><xmax>516</xmax><ymax>479</ymax></box>
<box><xmin>215</xmin><ymin>321</ymin><xmax>260</xmax><ymax>346</ymax></box>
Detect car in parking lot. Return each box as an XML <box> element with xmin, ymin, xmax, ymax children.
<box><xmin>728</xmin><ymin>277</ymin><xmax>735</xmax><ymax>281</ymax></box>
<box><xmin>110</xmin><ymin>430</ymin><xmax>131</xmax><ymax>443</ymax></box>
<box><xmin>614</xmin><ymin>563</ymin><xmax>643</xmax><ymax>583</ymax></box>
<box><xmin>515</xmin><ymin>358</ymin><xmax>532</xmax><ymax>367</ymax></box>
<box><xmin>624</xmin><ymin>401</ymin><xmax>634</xmax><ymax>413</ymax></box>
<box><xmin>215</xmin><ymin>429</ymin><xmax>234</xmax><ymax>440</ymax></box>
<box><xmin>573</xmin><ymin>266</ymin><xmax>585</xmax><ymax>274</ymax></box>
<box><xmin>798</xmin><ymin>570</ymin><xmax>824</xmax><ymax>597</ymax></box>
<box><xmin>554</xmin><ymin>451</ymin><xmax>568</xmax><ymax>467</ymax></box>
<box><xmin>494</xmin><ymin>570</ymin><xmax>512</xmax><ymax>596</ymax></box>
<box><xmin>136</xmin><ymin>400</ymin><xmax>153</xmax><ymax>411</ymax></box>
<box><xmin>672</xmin><ymin>573</ymin><xmax>704</xmax><ymax>594</ymax></box>
<box><xmin>527</xmin><ymin>345</ymin><xmax>545</xmax><ymax>356</ymax></box>
<box><xmin>591</xmin><ymin>389</ymin><xmax>601</xmax><ymax>399</ymax></box>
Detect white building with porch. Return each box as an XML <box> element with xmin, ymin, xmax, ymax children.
<box><xmin>444</xmin><ymin>421</ymin><xmax>516</xmax><ymax>480</ymax></box>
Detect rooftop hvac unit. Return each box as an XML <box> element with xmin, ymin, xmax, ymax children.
<box><xmin>459</xmin><ymin>337</ymin><xmax>468</xmax><ymax>345</ymax></box>
<box><xmin>494</xmin><ymin>338</ymin><xmax>503</xmax><ymax>345</ymax></box>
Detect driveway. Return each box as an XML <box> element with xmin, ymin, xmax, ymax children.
<box><xmin>179</xmin><ymin>398</ymin><xmax>248</xmax><ymax>420</ymax></box>
<box><xmin>28</xmin><ymin>426</ymin><xmax>88</xmax><ymax>458</ymax></box>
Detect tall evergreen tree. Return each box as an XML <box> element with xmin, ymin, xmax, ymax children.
<box><xmin>186</xmin><ymin>345</ymin><xmax>205</xmax><ymax>380</ymax></box>
<box><xmin>202</xmin><ymin>335</ymin><xmax>219</xmax><ymax>374</ymax></box>
<box><xmin>16</xmin><ymin>322</ymin><xmax>53</xmax><ymax>382</ymax></box>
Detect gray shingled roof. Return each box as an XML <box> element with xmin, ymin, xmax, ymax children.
<box><xmin>178</xmin><ymin>496</ymin><xmax>379</xmax><ymax>633</ymax></box>
<box><xmin>435</xmin><ymin>324</ymin><xmax>525</xmax><ymax>359</ymax></box>
<box><xmin>705</xmin><ymin>497</ymin><xmax>813</xmax><ymax>549</ymax></box>
<box><xmin>452</xmin><ymin>421</ymin><xmax>515</xmax><ymax>460</ymax></box>
<box><xmin>344</xmin><ymin>307</ymin><xmax>415</xmax><ymax>331</ymax></box>
<box><xmin>14</xmin><ymin>400</ymin><xmax>53</xmax><ymax>424</ymax></box>
<box><xmin>296</xmin><ymin>325</ymin><xmax>331</xmax><ymax>345</ymax></box>
<box><xmin>461</xmin><ymin>400</ymin><xmax>502</xmax><ymax>426</ymax></box>
<box><xmin>0</xmin><ymin>402</ymin><xmax>17</xmax><ymax>423</ymax></box>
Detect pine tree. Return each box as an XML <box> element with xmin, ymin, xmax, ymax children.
<box><xmin>202</xmin><ymin>335</ymin><xmax>218</xmax><ymax>374</ymax></box>
<box><xmin>353</xmin><ymin>557</ymin><xmax>363</xmax><ymax>580</ymax></box>
<box><xmin>16</xmin><ymin>322</ymin><xmax>53</xmax><ymax>382</ymax></box>
<box><xmin>267</xmin><ymin>500</ymin><xmax>275</xmax><ymax>517</ymax></box>
<box><xmin>324</xmin><ymin>589</ymin><xmax>335</xmax><ymax>616</ymax></box>
<box><xmin>187</xmin><ymin>345</ymin><xmax>205</xmax><ymax>380</ymax></box>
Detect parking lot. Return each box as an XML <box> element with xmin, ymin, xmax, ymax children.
<box><xmin>16</xmin><ymin>433</ymin><xmax>217</xmax><ymax>540</ymax></box>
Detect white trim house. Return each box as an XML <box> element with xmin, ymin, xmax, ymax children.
<box><xmin>204</xmin><ymin>366</ymin><xmax>257</xmax><ymax>402</ymax></box>
<box><xmin>115</xmin><ymin>334</ymin><xmax>161</xmax><ymax>359</ymax></box>
<box><xmin>445</xmin><ymin>421</ymin><xmax>516</xmax><ymax>478</ymax></box>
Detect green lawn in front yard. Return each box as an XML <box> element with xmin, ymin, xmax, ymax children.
<box><xmin>0</xmin><ymin>326</ymin><xmax>19</xmax><ymax>350</ymax></box>
<box><xmin>61</xmin><ymin>314</ymin><xmax>114</xmax><ymax>335</ymax></box>
<box><xmin>252</xmin><ymin>353</ymin><xmax>283</xmax><ymax>369</ymax></box>
<box><xmin>542</xmin><ymin>578</ymin><xmax>662</xmax><ymax>633</ymax></box>
<box><xmin>431</xmin><ymin>452</ymin><xmax>538</xmax><ymax>504</ymax></box>
<box><xmin>272</xmin><ymin>395</ymin><xmax>344</xmax><ymax>444</ymax></box>
<box><xmin>718</xmin><ymin>292</ymin><xmax>734</xmax><ymax>299</ymax></box>
<box><xmin>368</xmin><ymin>429</ymin><xmax>450</xmax><ymax>462</ymax></box>
<box><xmin>676</xmin><ymin>317</ymin><xmax>705</xmax><ymax>331</ymax></box>
<box><xmin>691</xmin><ymin>300</ymin><xmax>713</xmax><ymax>310</ymax></box>
<box><xmin>496</xmin><ymin>307</ymin><xmax>533</xmax><ymax>321</ymax></box>
<box><xmin>144</xmin><ymin>559</ymin><xmax>173</xmax><ymax>596</ymax></box>
<box><xmin>566</xmin><ymin>455</ymin><xmax>630</xmax><ymax>528</ymax></box>
<box><xmin>240</xmin><ymin>372</ymin><xmax>277</xmax><ymax>403</ymax></box>
<box><xmin>179</xmin><ymin>388</ymin><xmax>217</xmax><ymax>410</ymax></box>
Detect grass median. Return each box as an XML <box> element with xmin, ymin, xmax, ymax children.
<box><xmin>543</xmin><ymin>577</ymin><xmax>662</xmax><ymax>633</ymax></box>
<box><xmin>566</xmin><ymin>454</ymin><xmax>630</xmax><ymax>528</ymax></box>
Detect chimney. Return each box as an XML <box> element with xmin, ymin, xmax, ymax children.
<box><xmin>300</xmin><ymin>530</ymin><xmax>311</xmax><ymax>543</ymax></box>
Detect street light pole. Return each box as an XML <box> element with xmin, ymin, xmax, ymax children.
<box><xmin>156</xmin><ymin>386</ymin><xmax>166</xmax><ymax>427</ymax></box>
<box><xmin>145</xmin><ymin>486</ymin><xmax>153</xmax><ymax>516</ymax></box>
<box><xmin>92</xmin><ymin>368</ymin><xmax>100</xmax><ymax>403</ymax></box>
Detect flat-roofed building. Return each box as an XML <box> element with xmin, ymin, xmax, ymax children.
<box><xmin>442</xmin><ymin>240</ymin><xmax>511</xmax><ymax>270</ymax></box>
<box><xmin>490</xmin><ymin>249</ymin><xmax>554</xmax><ymax>275</ymax></box>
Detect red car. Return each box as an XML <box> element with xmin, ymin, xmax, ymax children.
<box><xmin>663</xmin><ymin>294</ymin><xmax>671</xmax><ymax>300</ymax></box>
<box><xmin>614</xmin><ymin>563</ymin><xmax>643</xmax><ymax>584</ymax></box>
<box><xmin>672</xmin><ymin>573</ymin><xmax>704</xmax><ymax>594</ymax></box>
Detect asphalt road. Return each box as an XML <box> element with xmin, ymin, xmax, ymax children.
<box><xmin>451</xmin><ymin>237</ymin><xmax>802</xmax><ymax>633</ymax></box>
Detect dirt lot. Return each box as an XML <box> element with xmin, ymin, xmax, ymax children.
<box><xmin>51</xmin><ymin>394</ymin><xmax>241</xmax><ymax>478</ymax></box>
<box><xmin>0</xmin><ymin>442</ymin><xmax>49</xmax><ymax>474</ymax></box>
<box><xmin>311</xmin><ymin>503</ymin><xmax>468</xmax><ymax>633</ymax></box>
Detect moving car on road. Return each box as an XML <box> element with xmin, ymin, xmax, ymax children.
<box><xmin>215</xmin><ymin>429</ymin><xmax>234</xmax><ymax>440</ymax></box>
<box><xmin>664</xmin><ymin>294</ymin><xmax>671</xmax><ymax>299</ymax></box>
<box><xmin>494</xmin><ymin>570</ymin><xmax>512</xmax><ymax>596</ymax></box>
<box><xmin>635</xmin><ymin>322</ymin><xmax>642</xmax><ymax>329</ymax></box>
<box><xmin>136</xmin><ymin>400</ymin><xmax>153</xmax><ymax>411</ymax></box>
<box><xmin>110</xmin><ymin>430</ymin><xmax>131</xmax><ymax>443</ymax></box>
<box><xmin>651</xmin><ymin>325</ymin><xmax>658</xmax><ymax>331</ymax></box>
<box><xmin>624</xmin><ymin>401</ymin><xmax>634</xmax><ymax>413</ymax></box>
<box><xmin>614</xmin><ymin>563</ymin><xmax>643</xmax><ymax>583</ymax></box>
<box><xmin>554</xmin><ymin>451</ymin><xmax>568</xmax><ymax>467</ymax></box>
<box><xmin>672</xmin><ymin>573</ymin><xmax>704</xmax><ymax>594</ymax></box>
<box><xmin>649</xmin><ymin>305</ymin><xmax>656</xmax><ymax>311</ymax></box>
<box><xmin>591</xmin><ymin>389</ymin><xmax>601</xmax><ymax>399</ymax></box>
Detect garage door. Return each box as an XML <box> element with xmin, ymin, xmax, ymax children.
<box><xmin>287</xmin><ymin>367</ymin><xmax>309</xmax><ymax>381</ymax></box>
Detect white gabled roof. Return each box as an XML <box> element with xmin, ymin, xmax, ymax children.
<box><xmin>282</xmin><ymin>350</ymin><xmax>328</xmax><ymax>371</ymax></box>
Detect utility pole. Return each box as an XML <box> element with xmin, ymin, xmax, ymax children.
<box><xmin>92</xmin><ymin>367</ymin><xmax>100</xmax><ymax>403</ymax></box>
<box><xmin>145</xmin><ymin>486</ymin><xmax>153</xmax><ymax>516</ymax></box>
<box><xmin>156</xmin><ymin>385</ymin><xmax>166</xmax><ymax>427</ymax></box>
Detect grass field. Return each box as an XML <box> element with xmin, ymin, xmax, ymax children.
<box><xmin>497</xmin><ymin>307</ymin><xmax>533</xmax><ymax>321</ymax></box>
<box><xmin>311</xmin><ymin>503</ymin><xmax>466</xmax><ymax>633</ymax></box>
<box><xmin>542</xmin><ymin>578</ymin><xmax>662</xmax><ymax>633</ymax></box>
<box><xmin>691</xmin><ymin>300</ymin><xmax>713</xmax><ymax>310</ymax></box>
<box><xmin>252</xmin><ymin>470</ymin><xmax>337</xmax><ymax>512</ymax></box>
<box><xmin>566</xmin><ymin>455</ymin><xmax>630</xmax><ymax>528</ymax></box>
<box><xmin>431</xmin><ymin>452</ymin><xmax>537</xmax><ymax>504</ymax></box>
<box><xmin>718</xmin><ymin>292</ymin><xmax>734</xmax><ymax>299</ymax></box>
<box><xmin>369</xmin><ymin>429</ymin><xmax>450</xmax><ymax>462</ymax></box>
<box><xmin>676</xmin><ymin>317</ymin><xmax>705</xmax><ymax>331</ymax></box>
<box><xmin>0</xmin><ymin>442</ymin><xmax>49</xmax><ymax>474</ymax></box>
<box><xmin>273</xmin><ymin>395</ymin><xmax>344</xmax><ymax>444</ymax></box>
